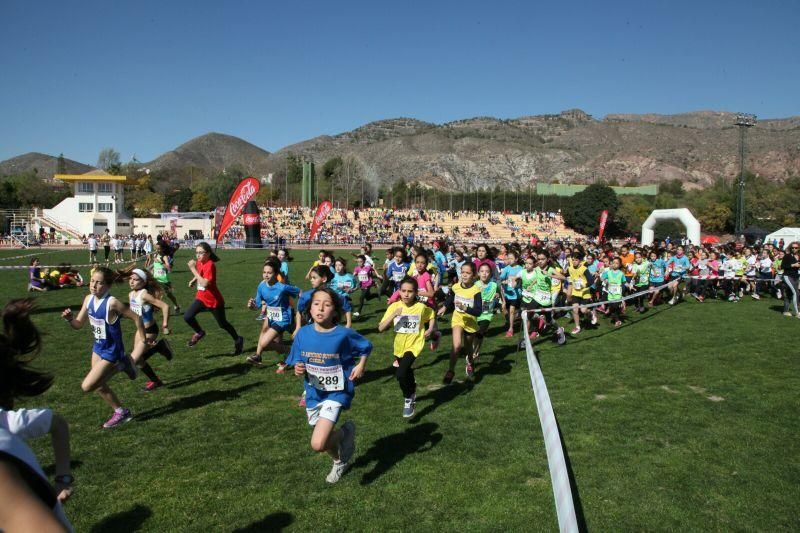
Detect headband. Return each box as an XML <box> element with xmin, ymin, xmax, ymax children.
<box><xmin>132</xmin><ymin>268</ymin><xmax>148</xmax><ymax>282</ymax></box>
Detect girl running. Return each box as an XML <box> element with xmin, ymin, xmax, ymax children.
<box><xmin>125</xmin><ymin>268</ymin><xmax>174</xmax><ymax>391</ymax></box>
<box><xmin>499</xmin><ymin>251</ymin><xmax>523</xmax><ymax>337</ymax></box>
<box><xmin>567</xmin><ymin>254</ymin><xmax>596</xmax><ymax>334</ymax></box>
<box><xmin>61</xmin><ymin>267</ymin><xmax>144</xmax><ymax>428</ymax></box>
<box><xmin>519</xmin><ymin>252</ymin><xmax>566</xmax><ymax>345</ymax></box>
<box><xmin>294</xmin><ymin>265</ymin><xmax>332</xmax><ymax>339</ymax></box>
<box><xmin>438</xmin><ymin>262</ymin><xmax>482</xmax><ymax>383</ymax></box>
<box><xmin>601</xmin><ymin>258</ymin><xmax>625</xmax><ymax>327</ymax></box>
<box><xmin>378</xmin><ymin>277</ymin><xmax>436</xmax><ymax>418</ymax></box>
<box><xmin>472</xmin><ymin>263</ymin><xmax>503</xmax><ymax>362</ymax></box>
<box><xmin>331</xmin><ymin>258</ymin><xmax>357</xmax><ymax>328</ymax></box>
<box><xmin>184</xmin><ymin>242</ymin><xmax>244</xmax><ymax>354</ymax></box>
<box><xmin>246</xmin><ymin>258</ymin><xmax>300</xmax><ymax>368</ymax></box>
<box><xmin>353</xmin><ymin>255</ymin><xmax>381</xmax><ymax>318</ymax></box>
<box><xmin>628</xmin><ymin>251</ymin><xmax>650</xmax><ymax>312</ymax></box>
<box><xmin>152</xmin><ymin>243</ymin><xmax>181</xmax><ymax>314</ymax></box>
<box><xmin>287</xmin><ymin>288</ymin><xmax>372</xmax><ymax>483</ymax></box>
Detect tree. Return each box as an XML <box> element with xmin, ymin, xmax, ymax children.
<box><xmin>562</xmin><ymin>183</ymin><xmax>620</xmax><ymax>235</ymax></box>
<box><xmin>191</xmin><ymin>191</ymin><xmax>213</xmax><ymax>211</ymax></box>
<box><xmin>97</xmin><ymin>148</ymin><xmax>121</xmax><ymax>172</ymax></box>
<box><xmin>698</xmin><ymin>202</ymin><xmax>733</xmax><ymax>233</ymax></box>
<box><xmin>255</xmin><ymin>184</ymin><xmax>278</xmax><ymax>206</ymax></box>
<box><xmin>56</xmin><ymin>153</ymin><xmax>66</xmax><ymax>174</ymax></box>
<box><xmin>617</xmin><ymin>195</ymin><xmax>654</xmax><ymax>234</ymax></box>
<box><xmin>164</xmin><ymin>188</ymin><xmax>193</xmax><ymax>212</ymax></box>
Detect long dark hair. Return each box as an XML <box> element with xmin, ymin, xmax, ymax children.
<box><xmin>196</xmin><ymin>241</ymin><xmax>220</xmax><ymax>262</ymax></box>
<box><xmin>310</xmin><ymin>287</ymin><xmax>343</xmax><ymax>325</ymax></box>
<box><xmin>0</xmin><ymin>299</ymin><xmax>52</xmax><ymax>410</ymax></box>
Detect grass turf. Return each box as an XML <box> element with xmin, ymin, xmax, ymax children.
<box><xmin>3</xmin><ymin>247</ymin><xmax>799</xmax><ymax>531</ymax></box>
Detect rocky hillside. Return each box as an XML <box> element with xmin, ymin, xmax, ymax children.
<box><xmin>0</xmin><ymin>152</ymin><xmax>93</xmax><ymax>179</ymax></box>
<box><xmin>145</xmin><ymin>132</ymin><xmax>271</xmax><ymax>178</ymax></box>
<box><xmin>264</xmin><ymin>110</ymin><xmax>800</xmax><ymax>191</ymax></box>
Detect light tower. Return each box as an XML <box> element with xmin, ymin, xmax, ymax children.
<box><xmin>734</xmin><ymin>113</ymin><xmax>757</xmax><ymax>234</ymax></box>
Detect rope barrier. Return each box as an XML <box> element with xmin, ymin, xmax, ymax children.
<box><xmin>521</xmin><ymin>311</ymin><xmax>579</xmax><ymax>533</ymax></box>
<box><xmin>0</xmin><ymin>249</ymin><xmax>62</xmax><ymax>262</ymax></box>
<box><xmin>1</xmin><ymin>253</ymin><xmax>155</xmax><ymax>271</ymax></box>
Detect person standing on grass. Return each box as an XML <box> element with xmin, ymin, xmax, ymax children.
<box><xmin>87</xmin><ymin>233</ymin><xmax>98</xmax><ymax>263</ymax></box>
<box><xmin>61</xmin><ymin>267</ymin><xmax>143</xmax><ymax>428</ymax></box>
<box><xmin>438</xmin><ymin>262</ymin><xmax>483</xmax><ymax>384</ymax></box>
<box><xmin>566</xmin><ymin>253</ymin><xmax>597</xmax><ymax>335</ymax></box>
<box><xmin>378</xmin><ymin>278</ymin><xmax>435</xmax><ymax>418</ymax></box>
<box><xmin>1</xmin><ymin>299</ymin><xmax>75</xmax><ymax>532</ymax></box>
<box><xmin>781</xmin><ymin>242</ymin><xmax>800</xmax><ymax>317</ymax></box>
<box><xmin>287</xmin><ymin>288</ymin><xmax>371</xmax><ymax>484</ymax></box>
<box><xmin>101</xmin><ymin>230</ymin><xmax>111</xmax><ymax>262</ymax></box>
<box><xmin>124</xmin><ymin>268</ymin><xmax>174</xmax><ymax>392</ymax></box>
<box><xmin>246</xmin><ymin>258</ymin><xmax>300</xmax><ymax>368</ymax></box>
<box><xmin>184</xmin><ymin>242</ymin><xmax>244</xmax><ymax>354</ymax></box>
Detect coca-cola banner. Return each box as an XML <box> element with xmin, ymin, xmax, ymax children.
<box><xmin>309</xmin><ymin>201</ymin><xmax>332</xmax><ymax>241</ymax></box>
<box><xmin>216</xmin><ymin>177</ymin><xmax>260</xmax><ymax>243</ymax></box>
<box><xmin>598</xmin><ymin>210</ymin><xmax>609</xmax><ymax>242</ymax></box>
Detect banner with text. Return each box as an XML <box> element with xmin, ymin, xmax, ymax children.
<box><xmin>309</xmin><ymin>201</ymin><xmax>332</xmax><ymax>241</ymax></box>
<box><xmin>216</xmin><ymin>177</ymin><xmax>260</xmax><ymax>243</ymax></box>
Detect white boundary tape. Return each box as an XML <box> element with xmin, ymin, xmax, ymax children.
<box><xmin>522</xmin><ymin>311</ymin><xmax>579</xmax><ymax>533</ymax></box>
<box><xmin>0</xmin><ymin>253</ymin><xmax>154</xmax><ymax>271</ymax></box>
<box><xmin>0</xmin><ymin>249</ymin><xmax>62</xmax><ymax>262</ymax></box>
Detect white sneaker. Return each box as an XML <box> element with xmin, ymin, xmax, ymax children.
<box><xmin>353</xmin><ymin>311</ymin><xmax>360</xmax><ymax>318</ymax></box>
<box><xmin>326</xmin><ymin>460</ymin><xmax>350</xmax><ymax>484</ymax></box>
<box><xmin>403</xmin><ymin>395</ymin><xmax>416</xmax><ymax>418</ymax></box>
<box><xmin>776</xmin><ymin>289</ymin><xmax>782</xmax><ymax>299</ymax></box>
<box><xmin>338</xmin><ymin>421</ymin><xmax>356</xmax><ymax>464</ymax></box>
<box><xmin>728</xmin><ymin>294</ymin><xmax>736</xmax><ymax>302</ymax></box>
<box><xmin>668</xmin><ymin>298</ymin><xmax>676</xmax><ymax>306</ymax></box>
<box><xmin>751</xmin><ymin>293</ymin><xmax>760</xmax><ymax>300</ymax></box>
<box><xmin>556</xmin><ymin>327</ymin><xmax>566</xmax><ymax>345</ymax></box>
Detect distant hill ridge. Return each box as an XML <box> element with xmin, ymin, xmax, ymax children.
<box><xmin>2</xmin><ymin>110</ymin><xmax>798</xmax><ymax>190</ymax></box>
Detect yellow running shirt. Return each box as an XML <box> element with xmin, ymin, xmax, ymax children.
<box><xmin>382</xmin><ymin>301</ymin><xmax>434</xmax><ymax>357</ymax></box>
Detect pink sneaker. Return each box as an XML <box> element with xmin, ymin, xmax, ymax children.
<box><xmin>187</xmin><ymin>331</ymin><xmax>206</xmax><ymax>347</ymax></box>
<box><xmin>505</xmin><ymin>329</ymin><xmax>514</xmax><ymax>337</ymax></box>
<box><xmin>103</xmin><ymin>408</ymin><xmax>132</xmax><ymax>428</ymax></box>
<box><xmin>570</xmin><ymin>327</ymin><xmax>581</xmax><ymax>335</ymax></box>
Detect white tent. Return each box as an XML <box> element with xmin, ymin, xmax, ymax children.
<box><xmin>764</xmin><ymin>227</ymin><xmax>800</xmax><ymax>249</ymax></box>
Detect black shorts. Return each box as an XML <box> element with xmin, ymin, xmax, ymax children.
<box><xmin>505</xmin><ymin>297</ymin><xmax>520</xmax><ymax>309</ymax></box>
<box><xmin>476</xmin><ymin>319</ymin><xmax>491</xmax><ymax>338</ymax></box>
<box><xmin>145</xmin><ymin>323</ymin><xmax>159</xmax><ymax>335</ymax></box>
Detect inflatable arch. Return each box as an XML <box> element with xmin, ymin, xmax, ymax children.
<box><xmin>641</xmin><ymin>208</ymin><xmax>701</xmax><ymax>246</ymax></box>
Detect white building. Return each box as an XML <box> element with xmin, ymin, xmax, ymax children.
<box><xmin>42</xmin><ymin>170</ymin><xmax>132</xmax><ymax>238</ymax></box>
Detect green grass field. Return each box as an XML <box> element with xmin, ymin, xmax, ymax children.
<box><xmin>4</xmin><ymin>247</ymin><xmax>799</xmax><ymax>532</ymax></box>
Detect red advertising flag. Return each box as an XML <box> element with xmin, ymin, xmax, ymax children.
<box><xmin>309</xmin><ymin>201</ymin><xmax>332</xmax><ymax>241</ymax></box>
<box><xmin>216</xmin><ymin>177</ymin><xmax>260</xmax><ymax>243</ymax></box>
<box><xmin>598</xmin><ymin>210</ymin><xmax>609</xmax><ymax>241</ymax></box>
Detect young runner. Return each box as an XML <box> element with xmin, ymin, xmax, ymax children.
<box><xmin>152</xmin><ymin>243</ymin><xmax>181</xmax><ymax>314</ymax></box>
<box><xmin>0</xmin><ymin>299</ymin><xmax>74</xmax><ymax>531</ymax></box>
<box><xmin>385</xmin><ymin>248</ymin><xmax>410</xmax><ymax>296</ymax></box>
<box><xmin>601</xmin><ymin>258</ymin><xmax>626</xmax><ymax>327</ymax></box>
<box><xmin>567</xmin><ymin>254</ymin><xmax>597</xmax><ymax>334</ymax></box>
<box><xmin>499</xmin><ymin>250</ymin><xmax>523</xmax><ymax>337</ymax></box>
<box><xmin>378</xmin><ymin>278</ymin><xmax>436</xmax><ymax>418</ymax></box>
<box><xmin>438</xmin><ymin>262</ymin><xmax>483</xmax><ymax>383</ymax></box>
<box><xmin>61</xmin><ymin>267</ymin><xmax>143</xmax><ymax>428</ymax></box>
<box><xmin>519</xmin><ymin>252</ymin><xmax>566</xmax><ymax>345</ymax></box>
<box><xmin>628</xmin><ymin>251</ymin><xmax>650</xmax><ymax>312</ymax></box>
<box><xmin>666</xmin><ymin>246</ymin><xmax>691</xmax><ymax>305</ymax></box>
<box><xmin>472</xmin><ymin>263</ymin><xmax>503</xmax><ymax>362</ymax></box>
<box><xmin>246</xmin><ymin>258</ymin><xmax>300</xmax><ymax>368</ymax></box>
<box><xmin>331</xmin><ymin>258</ymin><xmax>357</xmax><ymax>328</ymax></box>
<box><xmin>287</xmin><ymin>288</ymin><xmax>372</xmax><ymax>483</ymax></box>
<box><xmin>353</xmin><ymin>255</ymin><xmax>381</xmax><ymax>318</ymax></box>
<box><xmin>126</xmin><ymin>268</ymin><xmax>174</xmax><ymax>391</ymax></box>
<box><xmin>648</xmin><ymin>250</ymin><xmax>668</xmax><ymax>307</ymax></box>
<box><xmin>184</xmin><ymin>242</ymin><xmax>244</xmax><ymax>354</ymax></box>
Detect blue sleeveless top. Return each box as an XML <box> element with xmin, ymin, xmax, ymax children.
<box><xmin>87</xmin><ymin>294</ymin><xmax>125</xmax><ymax>362</ymax></box>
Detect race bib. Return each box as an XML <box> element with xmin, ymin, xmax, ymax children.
<box><xmin>534</xmin><ymin>289</ymin><xmax>551</xmax><ymax>304</ymax></box>
<box><xmin>394</xmin><ymin>314</ymin><xmax>421</xmax><ymax>334</ymax></box>
<box><xmin>724</xmin><ymin>270</ymin><xmax>736</xmax><ymax>279</ymax></box>
<box><xmin>482</xmin><ymin>300</ymin><xmax>494</xmax><ymax>313</ymax></box>
<box><xmin>130</xmin><ymin>301</ymin><xmax>142</xmax><ymax>316</ymax></box>
<box><xmin>454</xmin><ymin>295</ymin><xmax>472</xmax><ymax>312</ymax></box>
<box><xmin>652</xmin><ymin>268</ymin><xmax>663</xmax><ymax>278</ymax></box>
<box><xmin>521</xmin><ymin>289</ymin><xmax>534</xmax><ymax>300</ymax></box>
<box><xmin>417</xmin><ymin>294</ymin><xmax>429</xmax><ymax>303</ymax></box>
<box><xmin>608</xmin><ymin>284</ymin><xmax>622</xmax><ymax>296</ymax></box>
<box><xmin>392</xmin><ymin>271</ymin><xmax>404</xmax><ymax>282</ymax></box>
<box><xmin>89</xmin><ymin>316</ymin><xmax>106</xmax><ymax>340</ymax></box>
<box><xmin>638</xmin><ymin>272</ymin><xmax>649</xmax><ymax>285</ymax></box>
<box><xmin>572</xmin><ymin>279</ymin><xmax>584</xmax><ymax>290</ymax></box>
<box><xmin>507</xmin><ymin>278</ymin><xmax>517</xmax><ymax>288</ymax></box>
<box><xmin>198</xmin><ymin>285</ymin><xmax>206</xmax><ymax>291</ymax></box>
<box><xmin>306</xmin><ymin>364</ymin><xmax>344</xmax><ymax>392</ymax></box>
<box><xmin>267</xmin><ymin>306</ymin><xmax>283</xmax><ymax>322</ymax></box>
<box><xmin>358</xmin><ymin>272</ymin><xmax>369</xmax><ymax>282</ymax></box>
<box><xmin>338</xmin><ymin>280</ymin><xmax>352</xmax><ymax>290</ymax></box>
<box><xmin>153</xmin><ymin>264</ymin><xmax>166</xmax><ymax>277</ymax></box>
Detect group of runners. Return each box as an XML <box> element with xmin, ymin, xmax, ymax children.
<box><xmin>2</xmin><ymin>236</ymin><xmax>799</xmax><ymax>530</ymax></box>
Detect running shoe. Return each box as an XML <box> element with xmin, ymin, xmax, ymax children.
<box><xmin>556</xmin><ymin>327</ymin><xmax>566</xmax><ymax>345</ymax></box>
<box><xmin>339</xmin><ymin>421</ymin><xmax>356</xmax><ymax>464</ymax></box>
<box><xmin>668</xmin><ymin>298</ymin><xmax>676</xmax><ymax>306</ymax></box>
<box><xmin>353</xmin><ymin>311</ymin><xmax>360</xmax><ymax>318</ymax></box>
<box><xmin>187</xmin><ymin>331</ymin><xmax>206</xmax><ymax>347</ymax></box>
<box><xmin>751</xmin><ymin>293</ymin><xmax>760</xmax><ymax>300</ymax></box>
<box><xmin>570</xmin><ymin>326</ymin><xmax>581</xmax><ymax>335</ymax></box>
<box><xmin>143</xmin><ymin>380</ymin><xmax>164</xmax><ymax>392</ymax></box>
<box><xmin>161</xmin><ymin>339</ymin><xmax>174</xmax><ymax>361</ymax></box>
<box><xmin>275</xmin><ymin>362</ymin><xmax>287</xmax><ymax>374</ymax></box>
<box><xmin>697</xmin><ymin>295</ymin><xmax>704</xmax><ymax>303</ymax></box>
<box><xmin>392</xmin><ymin>358</ymin><xmax>400</xmax><ymax>368</ymax></box>
<box><xmin>776</xmin><ymin>289</ymin><xmax>782</xmax><ymax>299</ymax></box>
<box><xmin>256</xmin><ymin>314</ymin><xmax>267</xmax><ymax>321</ymax></box>
<box><xmin>442</xmin><ymin>370</ymin><xmax>455</xmax><ymax>385</ymax></box>
<box><xmin>246</xmin><ymin>354</ymin><xmax>263</xmax><ymax>365</ymax></box>
<box><xmin>429</xmin><ymin>330</ymin><xmax>442</xmax><ymax>351</ymax></box>
<box><xmin>102</xmin><ymin>408</ymin><xmax>132</xmax><ymax>428</ymax></box>
<box><xmin>234</xmin><ymin>336</ymin><xmax>244</xmax><ymax>355</ymax></box>
<box><xmin>298</xmin><ymin>392</ymin><xmax>307</xmax><ymax>407</ymax></box>
<box><xmin>529</xmin><ymin>331</ymin><xmax>539</xmax><ymax>340</ymax></box>
<box><xmin>783</xmin><ymin>312</ymin><xmax>793</xmax><ymax>317</ymax></box>
<box><xmin>728</xmin><ymin>294</ymin><xmax>736</xmax><ymax>302</ymax></box>
<box><xmin>403</xmin><ymin>395</ymin><xmax>416</xmax><ymax>418</ymax></box>
<box><xmin>174</xmin><ymin>305</ymin><xmax>181</xmax><ymax>315</ymax></box>
<box><xmin>505</xmin><ymin>329</ymin><xmax>514</xmax><ymax>338</ymax></box>
<box><xmin>738</xmin><ymin>289</ymin><xmax>744</xmax><ymax>298</ymax></box>
<box><xmin>614</xmin><ymin>320</ymin><xmax>622</xmax><ymax>328</ymax></box>
<box><xmin>116</xmin><ymin>355</ymin><xmax>137</xmax><ymax>380</ymax></box>
<box><xmin>465</xmin><ymin>358</ymin><xmax>474</xmax><ymax>378</ymax></box>
<box><xmin>326</xmin><ymin>460</ymin><xmax>351</xmax><ymax>484</ymax></box>
<box><xmin>591</xmin><ymin>312</ymin><xmax>598</xmax><ymax>325</ymax></box>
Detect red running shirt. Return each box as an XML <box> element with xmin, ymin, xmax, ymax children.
<box><xmin>196</xmin><ymin>258</ymin><xmax>224</xmax><ymax>308</ymax></box>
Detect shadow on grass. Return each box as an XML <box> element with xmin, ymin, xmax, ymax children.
<box><xmin>411</xmin><ymin>380</ymin><xmax>474</xmax><ymax>422</ymax></box>
<box><xmin>232</xmin><ymin>511</ymin><xmax>294</xmax><ymax>532</ymax></box>
<box><xmin>136</xmin><ymin>382</ymin><xmax>264</xmax><ymax>422</ymax></box>
<box><xmin>547</xmin><ymin>304</ymin><xmax>673</xmax><ymax>348</ymax></box>
<box><xmin>358</xmin><ymin>364</ymin><xmax>395</xmax><ymax>385</ymax></box>
<box><xmin>558</xmin><ymin>419</ymin><xmax>589</xmax><ymax>533</ymax></box>
<box><xmin>42</xmin><ymin>459</ymin><xmax>83</xmax><ymax>476</ymax></box>
<box><xmin>90</xmin><ymin>504</ymin><xmax>152</xmax><ymax>533</ymax></box>
<box><xmin>166</xmin><ymin>362</ymin><xmax>253</xmax><ymax>389</ymax></box>
<box><xmin>351</xmin><ymin>422</ymin><xmax>442</xmax><ymax>485</ymax></box>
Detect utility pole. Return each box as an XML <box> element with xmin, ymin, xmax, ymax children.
<box><xmin>734</xmin><ymin>113</ymin><xmax>757</xmax><ymax>234</ymax></box>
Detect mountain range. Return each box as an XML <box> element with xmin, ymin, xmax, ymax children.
<box><xmin>3</xmin><ymin>110</ymin><xmax>799</xmax><ymax>191</ymax></box>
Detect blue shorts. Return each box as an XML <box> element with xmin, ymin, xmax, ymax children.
<box><xmin>95</xmin><ymin>346</ymin><xmax>125</xmax><ymax>364</ymax></box>
<box><xmin>269</xmin><ymin>322</ymin><xmax>290</xmax><ymax>334</ymax></box>
<box><xmin>341</xmin><ymin>296</ymin><xmax>352</xmax><ymax>313</ymax></box>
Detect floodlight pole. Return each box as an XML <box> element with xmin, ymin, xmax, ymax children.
<box><xmin>734</xmin><ymin>113</ymin><xmax>757</xmax><ymax>234</ymax></box>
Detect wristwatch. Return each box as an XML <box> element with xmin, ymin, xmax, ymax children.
<box><xmin>55</xmin><ymin>474</ymin><xmax>74</xmax><ymax>485</ymax></box>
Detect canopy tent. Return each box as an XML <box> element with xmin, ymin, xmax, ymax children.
<box><xmin>764</xmin><ymin>227</ymin><xmax>800</xmax><ymax>249</ymax></box>
<box><xmin>741</xmin><ymin>225</ymin><xmax>770</xmax><ymax>244</ymax></box>
<box><xmin>701</xmin><ymin>235</ymin><xmax>720</xmax><ymax>244</ymax></box>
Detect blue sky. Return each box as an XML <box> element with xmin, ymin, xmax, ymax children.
<box><xmin>1</xmin><ymin>0</ymin><xmax>797</xmax><ymax>165</ymax></box>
